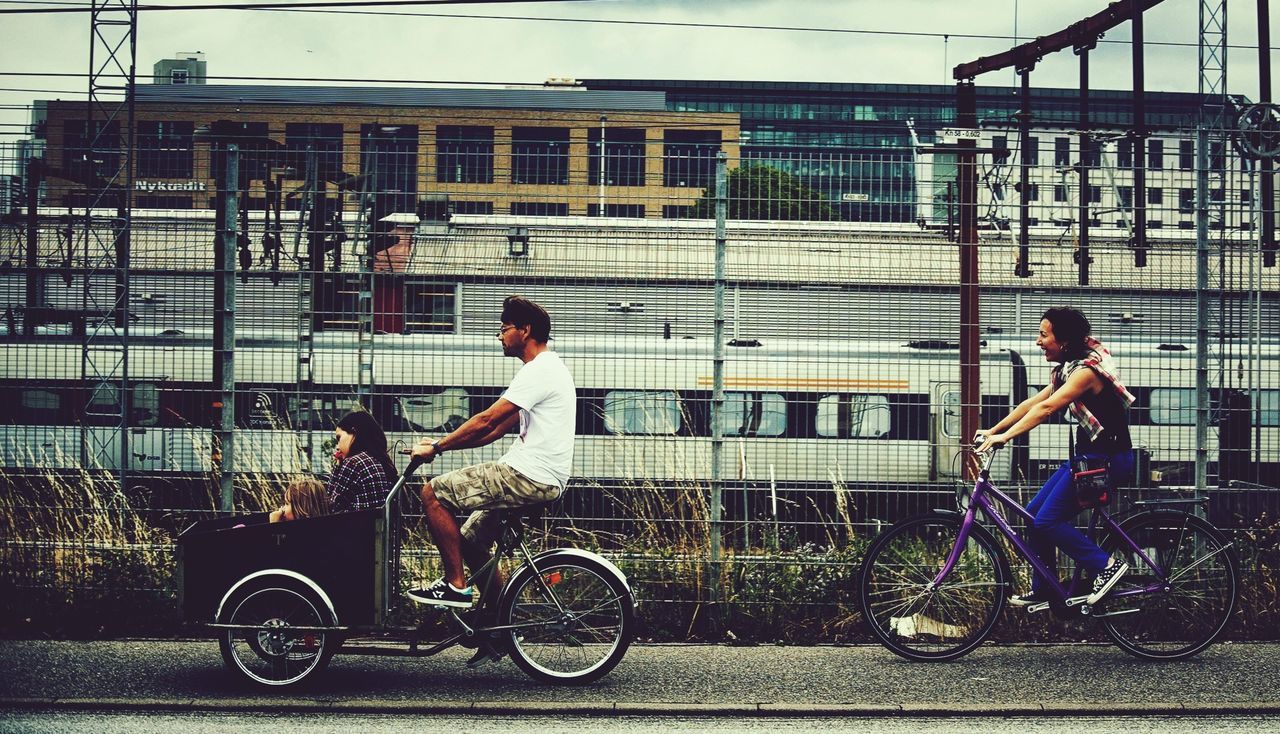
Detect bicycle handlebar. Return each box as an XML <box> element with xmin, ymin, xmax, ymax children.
<box><xmin>397</xmin><ymin>448</ymin><xmax>426</xmax><ymax>477</ymax></box>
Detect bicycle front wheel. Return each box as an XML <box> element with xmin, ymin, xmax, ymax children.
<box><xmin>1100</xmin><ymin>511</ymin><xmax>1238</xmax><ymax>660</ymax></box>
<box><xmin>858</xmin><ymin>513</ymin><xmax>1009</xmax><ymax>661</ymax></box>
<box><xmin>498</xmin><ymin>551</ymin><xmax>634</xmax><ymax>685</ymax></box>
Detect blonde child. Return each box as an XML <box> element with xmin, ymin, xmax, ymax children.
<box><xmin>269</xmin><ymin>477</ymin><xmax>330</xmax><ymax>523</ymax></box>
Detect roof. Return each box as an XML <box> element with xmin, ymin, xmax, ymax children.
<box><xmin>134</xmin><ymin>84</ymin><xmax>668</xmax><ymax>111</ymax></box>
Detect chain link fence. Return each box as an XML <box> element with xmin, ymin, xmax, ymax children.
<box><xmin>1</xmin><ymin>91</ymin><xmax>1277</xmax><ymax>639</ymax></box>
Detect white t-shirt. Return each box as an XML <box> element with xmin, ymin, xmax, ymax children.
<box><xmin>499</xmin><ymin>350</ymin><xmax>576</xmax><ymax>488</ymax></box>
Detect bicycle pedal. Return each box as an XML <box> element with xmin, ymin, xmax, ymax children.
<box><xmin>1026</xmin><ymin>601</ymin><xmax>1051</xmax><ymax>614</ymax></box>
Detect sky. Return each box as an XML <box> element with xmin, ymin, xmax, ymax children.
<box><xmin>0</xmin><ymin>0</ymin><xmax>1276</xmax><ymax>152</ymax></box>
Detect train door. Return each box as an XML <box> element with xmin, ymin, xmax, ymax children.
<box><xmin>930</xmin><ymin>382</ymin><xmax>963</xmax><ymax>480</ymax></box>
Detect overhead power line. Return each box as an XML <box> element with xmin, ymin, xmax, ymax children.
<box><xmin>0</xmin><ymin>0</ymin><xmax>1249</xmax><ymax>50</ymax></box>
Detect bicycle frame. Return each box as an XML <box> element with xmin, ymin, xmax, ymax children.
<box><xmin>935</xmin><ymin>451</ymin><xmax>1167</xmax><ymax>605</ymax></box>
<box><xmin>380</xmin><ymin>457</ymin><xmax>571</xmax><ymax>643</ymax></box>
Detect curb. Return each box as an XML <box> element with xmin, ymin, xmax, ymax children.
<box><xmin>4</xmin><ymin>698</ymin><xmax>1280</xmax><ymax>717</ymax></box>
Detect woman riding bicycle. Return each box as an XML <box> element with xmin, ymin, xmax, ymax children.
<box><xmin>976</xmin><ymin>306</ymin><xmax>1135</xmax><ymax>607</ymax></box>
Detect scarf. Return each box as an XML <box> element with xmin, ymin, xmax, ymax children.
<box><xmin>1051</xmin><ymin>337</ymin><xmax>1136</xmax><ymax>440</ymax></box>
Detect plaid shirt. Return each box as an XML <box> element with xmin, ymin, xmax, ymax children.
<box><xmin>327</xmin><ymin>451</ymin><xmax>393</xmax><ymax>513</ymax></box>
<box><xmin>1051</xmin><ymin>337</ymin><xmax>1136</xmax><ymax>441</ymax></box>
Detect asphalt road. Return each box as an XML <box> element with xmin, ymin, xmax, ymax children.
<box><xmin>4</xmin><ymin>712</ymin><xmax>1280</xmax><ymax>734</ymax></box>
<box><xmin>1</xmin><ymin>640</ymin><xmax>1277</xmax><ymax>716</ymax></box>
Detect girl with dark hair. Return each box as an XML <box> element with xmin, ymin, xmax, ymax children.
<box><xmin>327</xmin><ymin>410</ymin><xmax>395</xmax><ymax>513</ymax></box>
<box><xmin>976</xmin><ymin>306</ymin><xmax>1136</xmax><ymax>608</ymax></box>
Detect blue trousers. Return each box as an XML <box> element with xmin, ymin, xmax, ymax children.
<box><xmin>1025</xmin><ymin>450</ymin><xmax>1135</xmax><ymax>595</ymax></box>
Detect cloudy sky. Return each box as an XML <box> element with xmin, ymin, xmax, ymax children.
<box><xmin>0</xmin><ymin>0</ymin><xmax>1276</xmax><ymax>151</ymax></box>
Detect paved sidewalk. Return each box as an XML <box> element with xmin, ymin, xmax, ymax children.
<box><xmin>1</xmin><ymin>640</ymin><xmax>1277</xmax><ymax>717</ymax></box>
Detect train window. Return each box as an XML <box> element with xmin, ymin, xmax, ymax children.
<box><xmin>816</xmin><ymin>394</ymin><xmax>890</xmax><ymax>438</ymax></box>
<box><xmin>87</xmin><ymin>383</ymin><xmax>121</xmax><ymax>413</ymax></box>
<box><xmin>718</xmin><ymin>392</ymin><xmax>786</xmax><ymax>437</ymax></box>
<box><xmin>1149</xmin><ymin>388</ymin><xmax>1195</xmax><ymax>425</ymax></box>
<box><xmin>20</xmin><ymin>389</ymin><xmax>61</xmax><ymax>422</ymax></box>
<box><xmin>603</xmin><ymin>390</ymin><xmax>681</xmax><ymax>435</ymax></box>
<box><xmin>398</xmin><ymin>389</ymin><xmax>468</xmax><ymax>432</ymax></box>
<box><xmin>131</xmin><ymin>383</ymin><xmax>159</xmax><ymax>427</ymax></box>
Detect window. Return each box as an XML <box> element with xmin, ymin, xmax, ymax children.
<box><xmin>815</xmin><ymin>394</ymin><xmax>890</xmax><ymax>438</ymax></box>
<box><xmin>588</xmin><ymin>127</ymin><xmax>645</xmax><ymax>187</ymax></box>
<box><xmin>1117</xmin><ymin>138</ymin><xmax>1134</xmax><ymax>168</ymax></box>
<box><xmin>171</xmin><ymin>68</ymin><xmax>189</xmax><ymax>84</ymax></box>
<box><xmin>403</xmin><ymin>280</ymin><xmax>456</xmax><ymax>333</ymax></box>
<box><xmin>20</xmin><ymin>389</ymin><xmax>61</xmax><ymax>424</ymax></box>
<box><xmin>1117</xmin><ymin>186</ymin><xmax>1133</xmax><ymax>209</ymax></box>
<box><xmin>510</xmin><ymin>201</ymin><xmax>568</xmax><ymax>216</ymax></box>
<box><xmin>136</xmin><ymin>121</ymin><xmax>193</xmax><ymax>178</ymax></box>
<box><xmin>1024</xmin><ymin>136</ymin><xmax>1039</xmax><ymax>166</ymax></box>
<box><xmin>1147</xmin><ymin>139</ymin><xmax>1164</xmax><ymax>169</ymax></box>
<box><xmin>1179</xmin><ymin>139</ymin><xmax>1194</xmax><ymax>170</ymax></box>
<box><xmin>1054</xmin><ymin>137</ymin><xmax>1071</xmax><ymax>167</ymax></box>
<box><xmin>285</xmin><ymin>123</ymin><xmax>344</xmax><ymax>182</ymax></box>
<box><xmin>436</xmin><ymin>125</ymin><xmax>493</xmax><ymax>184</ymax></box>
<box><xmin>63</xmin><ymin>119</ymin><xmax>120</xmax><ymax>183</ymax></box>
<box><xmin>512</xmin><ymin>127</ymin><xmax>569</xmax><ymax>185</ymax></box>
<box><xmin>664</xmin><ymin>129</ymin><xmax>721</xmax><ymax>188</ymax></box>
<box><xmin>452</xmin><ymin>200</ymin><xmax>493</xmax><ymax>215</ymax></box>
<box><xmin>662</xmin><ymin>204</ymin><xmax>694</xmax><ymax>219</ymax></box>
<box><xmin>1147</xmin><ymin>187</ymin><xmax>1163</xmax><ymax>205</ymax></box>
<box><xmin>603</xmin><ymin>390</ymin><xmax>681</xmax><ymax>435</ymax></box>
<box><xmin>1082</xmin><ymin>138</ymin><xmax>1100</xmax><ymax>168</ymax></box>
<box><xmin>587</xmin><ymin>203</ymin><xmax>646</xmax><ymax>218</ymax></box>
<box><xmin>1150</xmin><ymin>389</ymin><xmax>1195</xmax><ymax>425</ymax></box>
<box><xmin>1210</xmin><ymin>140</ymin><xmax>1225</xmax><ymax>171</ymax></box>
<box><xmin>718</xmin><ymin>392</ymin><xmax>786</xmax><ymax>437</ymax></box>
<box><xmin>1023</xmin><ymin>183</ymin><xmax>1039</xmax><ymax>202</ymax></box>
<box><xmin>207</xmin><ymin>121</ymin><xmax>272</xmax><ymax>182</ymax></box>
<box><xmin>1261</xmin><ymin>390</ymin><xmax>1280</xmax><ymax>428</ymax></box>
<box><xmin>316</xmin><ymin>273</ymin><xmax>361</xmax><ymax>331</ymax></box>
<box><xmin>132</xmin><ymin>383</ymin><xmax>159</xmax><ymax>427</ymax></box>
<box><xmin>1179</xmin><ymin>188</ymin><xmax>1195</xmax><ymax>213</ymax></box>
<box><xmin>1087</xmin><ymin>185</ymin><xmax>1102</xmax><ymax>203</ymax></box>
<box><xmin>991</xmin><ymin>135</ymin><xmax>1009</xmax><ymax>164</ymax></box>
<box><xmin>1210</xmin><ymin>188</ymin><xmax>1224</xmax><ymax>203</ymax></box>
<box><xmin>360</xmin><ymin>124</ymin><xmax>418</xmax><ymax>214</ymax></box>
<box><xmin>1052</xmin><ymin>184</ymin><xmax>1068</xmax><ymax>203</ymax></box>
<box><xmin>398</xmin><ymin>388</ymin><xmax>468</xmax><ymax>432</ymax></box>
<box><xmin>1240</xmin><ymin>189</ymin><xmax>1253</xmax><ymax>204</ymax></box>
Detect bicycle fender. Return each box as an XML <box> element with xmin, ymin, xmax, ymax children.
<box><xmin>214</xmin><ymin>568</ymin><xmax>338</xmax><ymax>625</ymax></box>
<box><xmin>524</xmin><ymin>548</ymin><xmax>632</xmax><ymax>593</ymax></box>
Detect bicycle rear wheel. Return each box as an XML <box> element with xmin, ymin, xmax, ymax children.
<box><xmin>498</xmin><ymin>551</ymin><xmax>634</xmax><ymax>685</ymax></box>
<box><xmin>858</xmin><ymin>513</ymin><xmax>1009</xmax><ymax>661</ymax></box>
<box><xmin>1100</xmin><ymin>511</ymin><xmax>1238</xmax><ymax>660</ymax></box>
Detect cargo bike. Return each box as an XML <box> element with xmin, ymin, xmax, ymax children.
<box><xmin>177</xmin><ymin>456</ymin><xmax>636</xmax><ymax>687</ymax></box>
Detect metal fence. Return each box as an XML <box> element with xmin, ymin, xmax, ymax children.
<box><xmin>1</xmin><ymin>101</ymin><xmax>1277</xmax><ymax>637</ymax></box>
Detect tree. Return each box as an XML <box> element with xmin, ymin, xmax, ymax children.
<box><xmin>688</xmin><ymin>163</ymin><xmax>838</xmax><ymax>221</ymax></box>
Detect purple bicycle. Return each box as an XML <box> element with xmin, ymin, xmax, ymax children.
<box><xmin>858</xmin><ymin>442</ymin><xmax>1239</xmax><ymax>662</ymax></box>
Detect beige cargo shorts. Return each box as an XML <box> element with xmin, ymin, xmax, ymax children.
<box><xmin>429</xmin><ymin>461</ymin><xmax>562</xmax><ymax>547</ymax></box>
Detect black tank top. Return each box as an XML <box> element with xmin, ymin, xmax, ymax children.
<box><xmin>1075</xmin><ymin>376</ymin><xmax>1132</xmax><ymax>453</ymax></box>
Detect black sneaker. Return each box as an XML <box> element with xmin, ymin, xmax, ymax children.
<box><xmin>1087</xmin><ymin>559</ymin><xmax>1129</xmax><ymax>605</ymax></box>
<box><xmin>1009</xmin><ymin>590</ymin><xmax>1054</xmax><ymax>607</ymax></box>
<box><xmin>406</xmin><ymin>578</ymin><xmax>475</xmax><ymax>608</ymax></box>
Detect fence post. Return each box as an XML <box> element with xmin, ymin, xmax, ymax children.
<box><xmin>710</xmin><ymin>150</ymin><xmax>727</xmax><ymax>609</ymax></box>
<box><xmin>214</xmin><ymin>143</ymin><xmax>239</xmax><ymax>511</ymax></box>
<box><xmin>1194</xmin><ymin>128</ymin><xmax>1210</xmax><ymax>495</ymax></box>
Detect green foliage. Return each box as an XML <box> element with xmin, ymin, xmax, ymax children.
<box><xmin>688</xmin><ymin>163</ymin><xmax>838</xmax><ymax>221</ymax></box>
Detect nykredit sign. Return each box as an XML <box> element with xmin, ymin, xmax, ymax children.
<box><xmin>135</xmin><ymin>180</ymin><xmax>207</xmax><ymax>192</ymax></box>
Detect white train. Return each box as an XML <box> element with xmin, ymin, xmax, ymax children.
<box><xmin>3</xmin><ymin>331</ymin><xmax>1277</xmax><ymax>497</ymax></box>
